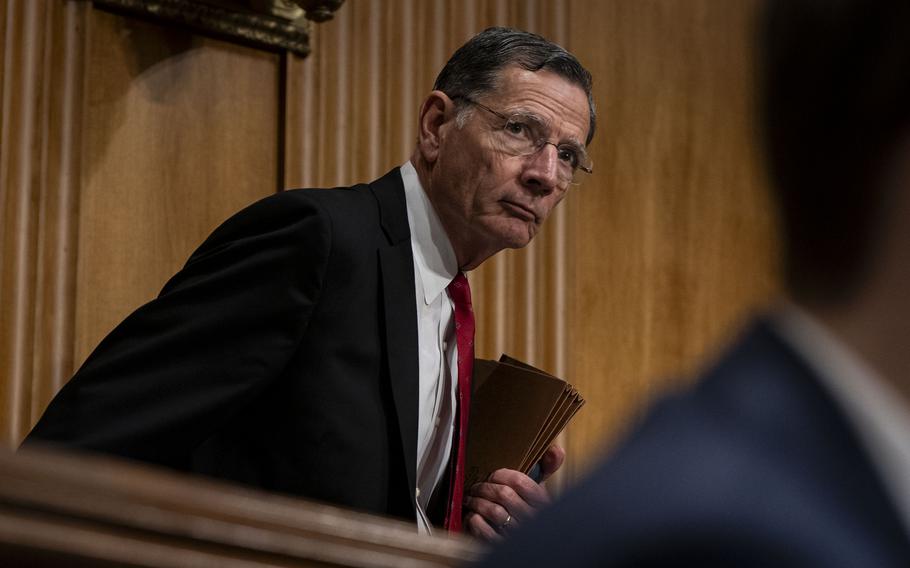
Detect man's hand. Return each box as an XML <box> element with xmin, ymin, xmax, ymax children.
<box><xmin>463</xmin><ymin>445</ymin><xmax>566</xmax><ymax>541</ymax></box>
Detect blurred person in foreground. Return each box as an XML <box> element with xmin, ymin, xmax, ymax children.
<box><xmin>24</xmin><ymin>27</ymin><xmax>596</xmax><ymax>539</ymax></box>
<box><xmin>476</xmin><ymin>1</ymin><xmax>910</xmax><ymax>564</ymax></box>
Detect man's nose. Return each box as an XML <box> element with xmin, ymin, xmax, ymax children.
<box><xmin>520</xmin><ymin>143</ymin><xmax>561</xmax><ymax>194</ymax></box>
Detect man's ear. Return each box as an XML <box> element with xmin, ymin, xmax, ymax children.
<box><xmin>416</xmin><ymin>91</ymin><xmax>455</xmax><ymax>164</ymax></box>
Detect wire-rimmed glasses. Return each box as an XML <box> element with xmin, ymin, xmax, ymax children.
<box><xmin>454</xmin><ymin>95</ymin><xmax>593</xmax><ymax>187</ymax></box>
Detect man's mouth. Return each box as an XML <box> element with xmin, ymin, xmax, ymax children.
<box><xmin>500</xmin><ymin>200</ymin><xmax>537</xmax><ymax>222</ymax></box>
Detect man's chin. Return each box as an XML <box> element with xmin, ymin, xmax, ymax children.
<box><xmin>501</xmin><ymin>229</ymin><xmax>536</xmax><ymax>250</ymax></box>
<box><xmin>479</xmin><ymin>219</ymin><xmax>539</xmax><ymax>251</ymax></box>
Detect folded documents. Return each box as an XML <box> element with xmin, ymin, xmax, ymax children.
<box><xmin>465</xmin><ymin>355</ymin><xmax>585</xmax><ymax>489</ymax></box>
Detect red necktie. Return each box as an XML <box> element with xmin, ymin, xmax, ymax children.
<box><xmin>444</xmin><ymin>272</ymin><xmax>474</xmax><ymax>532</ymax></box>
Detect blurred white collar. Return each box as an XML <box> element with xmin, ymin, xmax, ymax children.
<box><xmin>773</xmin><ymin>303</ymin><xmax>910</xmax><ymax>534</ymax></box>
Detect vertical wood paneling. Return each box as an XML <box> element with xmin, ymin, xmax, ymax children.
<box><xmin>0</xmin><ymin>0</ymin><xmax>44</xmax><ymax>444</ymax></box>
<box><xmin>0</xmin><ymin>2</ymin><xmax>88</xmax><ymax>444</ymax></box>
<box><xmin>29</xmin><ymin>0</ymin><xmax>87</xmax><ymax>426</ymax></box>
<box><xmin>0</xmin><ymin>0</ymin><xmax>88</xmax><ymax>445</ymax></box>
<box><xmin>0</xmin><ymin>1</ymin><xmax>7</xmax><ymax>107</ymax></box>
<box><xmin>363</xmin><ymin>0</ymin><xmax>381</xmax><ymax>178</ymax></box>
<box><xmin>3</xmin><ymin>4</ymin><xmax>282</xmax><ymax>446</ymax></box>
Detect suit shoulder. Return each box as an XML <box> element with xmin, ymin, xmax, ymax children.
<box><xmin>198</xmin><ymin>184</ymin><xmax>378</xmax><ymax>250</ymax></box>
<box><xmin>237</xmin><ymin>182</ymin><xmax>376</xmax><ymax>220</ymax></box>
<box><xmin>542</xmin><ymin>329</ymin><xmax>873</xmax><ymax>534</ymax></box>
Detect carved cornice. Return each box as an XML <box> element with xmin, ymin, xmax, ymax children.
<box><xmin>92</xmin><ymin>0</ymin><xmax>345</xmax><ymax>57</ymax></box>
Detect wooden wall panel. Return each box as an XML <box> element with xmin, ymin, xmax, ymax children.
<box><xmin>0</xmin><ymin>0</ymin><xmax>46</xmax><ymax>445</ymax></box>
<box><xmin>565</xmin><ymin>0</ymin><xmax>779</xmax><ymax>476</ymax></box>
<box><xmin>74</xmin><ymin>10</ymin><xmax>281</xmax><ymax>367</ymax></box>
<box><xmin>1</xmin><ymin>3</ymin><xmax>282</xmax><ymax>445</ymax></box>
<box><xmin>0</xmin><ymin>0</ymin><xmax>88</xmax><ymax>445</ymax></box>
<box><xmin>0</xmin><ymin>1</ymin><xmax>7</xmax><ymax>103</ymax></box>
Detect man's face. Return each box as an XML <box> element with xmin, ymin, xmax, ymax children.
<box><xmin>426</xmin><ymin>66</ymin><xmax>591</xmax><ymax>268</ymax></box>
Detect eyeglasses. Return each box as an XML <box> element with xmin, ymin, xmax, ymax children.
<box><xmin>454</xmin><ymin>95</ymin><xmax>593</xmax><ymax>186</ymax></box>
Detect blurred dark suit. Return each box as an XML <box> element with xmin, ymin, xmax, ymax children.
<box><xmin>476</xmin><ymin>319</ymin><xmax>910</xmax><ymax>566</ymax></box>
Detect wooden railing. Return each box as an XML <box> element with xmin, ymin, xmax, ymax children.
<box><xmin>0</xmin><ymin>447</ymin><xmax>483</xmax><ymax>567</ymax></box>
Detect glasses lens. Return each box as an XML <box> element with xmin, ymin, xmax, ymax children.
<box><xmin>568</xmin><ymin>151</ymin><xmax>593</xmax><ymax>185</ymax></box>
<box><xmin>495</xmin><ymin>115</ymin><xmax>543</xmax><ymax>154</ymax></box>
<box><xmin>487</xmin><ymin>111</ymin><xmax>592</xmax><ymax>186</ymax></box>
<box><xmin>543</xmin><ymin>143</ymin><xmax>592</xmax><ymax>186</ymax></box>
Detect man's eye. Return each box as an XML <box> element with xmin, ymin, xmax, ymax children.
<box><xmin>504</xmin><ymin>120</ymin><xmax>528</xmax><ymax>136</ymax></box>
<box><xmin>557</xmin><ymin>147</ymin><xmax>580</xmax><ymax>168</ymax></box>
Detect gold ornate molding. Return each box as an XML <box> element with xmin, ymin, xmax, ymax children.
<box><xmin>91</xmin><ymin>0</ymin><xmax>345</xmax><ymax>57</ymax></box>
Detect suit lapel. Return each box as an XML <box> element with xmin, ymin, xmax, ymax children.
<box><xmin>371</xmin><ymin>169</ymin><xmax>420</xmax><ymax>510</ymax></box>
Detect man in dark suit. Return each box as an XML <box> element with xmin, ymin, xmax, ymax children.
<box><xmin>24</xmin><ymin>27</ymin><xmax>596</xmax><ymax>539</ymax></box>
<box><xmin>477</xmin><ymin>1</ymin><xmax>910</xmax><ymax>565</ymax></box>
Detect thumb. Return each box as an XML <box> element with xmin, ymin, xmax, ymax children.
<box><xmin>539</xmin><ymin>444</ymin><xmax>566</xmax><ymax>483</ymax></box>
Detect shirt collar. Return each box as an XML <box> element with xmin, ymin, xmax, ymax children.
<box><xmin>772</xmin><ymin>303</ymin><xmax>910</xmax><ymax>533</ymax></box>
<box><xmin>400</xmin><ymin>161</ymin><xmax>459</xmax><ymax>304</ymax></box>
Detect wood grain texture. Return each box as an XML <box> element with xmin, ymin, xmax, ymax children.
<box><xmin>29</xmin><ymin>0</ymin><xmax>88</xmax><ymax>442</ymax></box>
<box><xmin>565</xmin><ymin>0</ymin><xmax>779</xmax><ymax>477</ymax></box>
<box><xmin>0</xmin><ymin>1</ymin><xmax>7</xmax><ymax>106</ymax></box>
<box><xmin>4</xmin><ymin>446</ymin><xmax>481</xmax><ymax>566</ymax></box>
<box><xmin>0</xmin><ymin>0</ymin><xmax>87</xmax><ymax>445</ymax></box>
<box><xmin>74</xmin><ymin>9</ymin><xmax>281</xmax><ymax>368</ymax></box>
<box><xmin>0</xmin><ymin>0</ymin><xmax>45</xmax><ymax>445</ymax></box>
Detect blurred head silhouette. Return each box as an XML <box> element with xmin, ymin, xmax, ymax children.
<box><xmin>761</xmin><ymin>0</ymin><xmax>910</xmax><ymax>310</ymax></box>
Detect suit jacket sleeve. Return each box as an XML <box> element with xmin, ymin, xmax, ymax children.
<box><xmin>25</xmin><ymin>191</ymin><xmax>332</xmax><ymax>469</ymax></box>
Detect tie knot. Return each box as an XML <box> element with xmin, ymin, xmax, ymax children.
<box><xmin>447</xmin><ymin>272</ymin><xmax>472</xmax><ymax>309</ymax></box>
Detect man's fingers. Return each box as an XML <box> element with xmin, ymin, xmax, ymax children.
<box><xmin>484</xmin><ymin>469</ymin><xmax>551</xmax><ymax>508</ymax></box>
<box><xmin>463</xmin><ymin>468</ymin><xmax>556</xmax><ymax>539</ymax></box>
<box><xmin>465</xmin><ymin>511</ymin><xmax>502</xmax><ymax>542</ymax></box>
<box><xmin>467</xmin><ymin>481</ymin><xmax>535</xmax><ymax>521</ymax></box>
<box><xmin>539</xmin><ymin>445</ymin><xmax>566</xmax><ymax>482</ymax></box>
<box><xmin>464</xmin><ymin>495</ymin><xmax>515</xmax><ymax>525</ymax></box>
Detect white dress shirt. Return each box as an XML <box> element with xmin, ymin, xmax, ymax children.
<box><xmin>400</xmin><ymin>161</ymin><xmax>460</xmax><ymax>534</ymax></box>
<box><xmin>773</xmin><ymin>304</ymin><xmax>910</xmax><ymax>535</ymax></box>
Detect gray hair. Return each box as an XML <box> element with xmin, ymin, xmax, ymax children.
<box><xmin>433</xmin><ymin>27</ymin><xmax>596</xmax><ymax>145</ymax></box>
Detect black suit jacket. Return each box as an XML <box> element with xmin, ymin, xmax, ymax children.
<box><xmin>476</xmin><ymin>319</ymin><xmax>910</xmax><ymax>566</ymax></box>
<box><xmin>26</xmin><ymin>168</ymin><xmax>422</xmax><ymax>521</ymax></box>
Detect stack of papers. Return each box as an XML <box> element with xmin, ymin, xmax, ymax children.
<box><xmin>464</xmin><ymin>355</ymin><xmax>585</xmax><ymax>489</ymax></box>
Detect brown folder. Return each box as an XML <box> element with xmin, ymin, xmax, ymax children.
<box><xmin>464</xmin><ymin>355</ymin><xmax>585</xmax><ymax>490</ymax></box>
